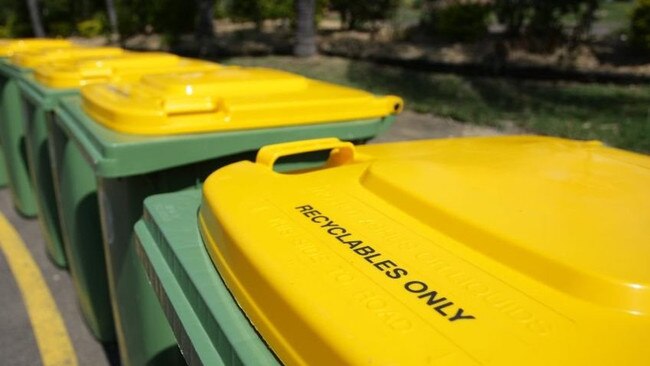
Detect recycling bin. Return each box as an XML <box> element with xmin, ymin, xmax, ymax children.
<box><xmin>11</xmin><ymin>46</ymin><xmax>125</xmax><ymax>267</ymax></box>
<box><xmin>136</xmin><ymin>189</ymin><xmax>279</xmax><ymax>366</ymax></box>
<box><xmin>136</xmin><ymin>136</ymin><xmax>650</xmax><ymax>365</ymax></box>
<box><xmin>49</xmin><ymin>68</ymin><xmax>402</xmax><ymax>365</ymax></box>
<box><xmin>33</xmin><ymin>53</ymin><xmax>220</xmax><ymax>340</ymax></box>
<box><xmin>0</xmin><ymin>38</ymin><xmax>72</xmax><ymax>211</ymax></box>
<box><xmin>18</xmin><ymin>51</ymin><xmax>216</xmax><ymax>269</ymax></box>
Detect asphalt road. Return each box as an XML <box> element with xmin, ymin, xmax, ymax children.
<box><xmin>0</xmin><ymin>188</ymin><xmax>118</xmax><ymax>366</ymax></box>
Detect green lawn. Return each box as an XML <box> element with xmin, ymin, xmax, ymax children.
<box><xmin>597</xmin><ymin>0</ymin><xmax>634</xmax><ymax>29</ymax></box>
<box><xmin>224</xmin><ymin>55</ymin><xmax>650</xmax><ymax>154</ymax></box>
<box><xmin>392</xmin><ymin>5</ymin><xmax>422</xmax><ymax>29</ymax></box>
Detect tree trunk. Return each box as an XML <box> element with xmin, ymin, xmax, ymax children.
<box><xmin>26</xmin><ymin>0</ymin><xmax>45</xmax><ymax>37</ymax></box>
<box><xmin>195</xmin><ymin>0</ymin><xmax>216</xmax><ymax>56</ymax></box>
<box><xmin>294</xmin><ymin>0</ymin><xmax>317</xmax><ymax>57</ymax></box>
<box><xmin>105</xmin><ymin>0</ymin><xmax>120</xmax><ymax>43</ymax></box>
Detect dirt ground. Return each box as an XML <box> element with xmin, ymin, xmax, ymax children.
<box><xmin>372</xmin><ymin>110</ymin><xmax>522</xmax><ymax>143</ymax></box>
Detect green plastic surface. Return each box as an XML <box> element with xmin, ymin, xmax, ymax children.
<box><xmin>50</xmin><ymin>94</ymin><xmax>394</xmax><ymax>366</ymax></box>
<box><xmin>0</xmin><ymin>147</ymin><xmax>7</xmax><ymax>187</ymax></box>
<box><xmin>18</xmin><ymin>75</ymin><xmax>76</xmax><ymax>267</ymax></box>
<box><xmin>48</xmin><ymin>111</ymin><xmax>116</xmax><ymax>342</ymax></box>
<box><xmin>0</xmin><ymin>58</ymin><xmax>9</xmax><ymax>188</ymax></box>
<box><xmin>0</xmin><ymin>60</ymin><xmax>38</xmax><ymax>216</ymax></box>
<box><xmin>55</xmin><ymin>97</ymin><xmax>393</xmax><ymax>178</ymax></box>
<box><xmin>63</xmin><ymin>140</ymin><xmax>115</xmax><ymax>340</ymax></box>
<box><xmin>135</xmin><ymin>189</ymin><xmax>280</xmax><ymax>366</ymax></box>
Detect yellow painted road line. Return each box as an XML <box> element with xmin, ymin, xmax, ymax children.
<box><xmin>0</xmin><ymin>213</ymin><xmax>77</xmax><ymax>366</ymax></box>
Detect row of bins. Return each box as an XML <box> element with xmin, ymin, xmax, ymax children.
<box><xmin>1</xmin><ymin>38</ymin><xmax>649</xmax><ymax>366</ymax></box>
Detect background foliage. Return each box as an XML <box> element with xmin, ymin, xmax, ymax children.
<box><xmin>493</xmin><ymin>0</ymin><xmax>600</xmax><ymax>52</ymax></box>
<box><xmin>421</xmin><ymin>0</ymin><xmax>492</xmax><ymax>42</ymax></box>
<box><xmin>331</xmin><ymin>0</ymin><xmax>401</xmax><ymax>30</ymax></box>
<box><xmin>116</xmin><ymin>0</ymin><xmax>196</xmax><ymax>37</ymax></box>
<box><xmin>631</xmin><ymin>0</ymin><xmax>650</xmax><ymax>50</ymax></box>
<box><xmin>0</xmin><ymin>0</ymin><xmax>33</xmax><ymax>37</ymax></box>
<box><xmin>1</xmin><ymin>0</ymin><xmax>645</xmax><ymax>56</ymax></box>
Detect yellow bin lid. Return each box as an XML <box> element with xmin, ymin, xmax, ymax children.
<box><xmin>0</xmin><ymin>38</ymin><xmax>73</xmax><ymax>57</ymax></box>
<box><xmin>34</xmin><ymin>52</ymin><xmax>220</xmax><ymax>88</ymax></box>
<box><xmin>11</xmin><ymin>47</ymin><xmax>124</xmax><ymax>68</ymax></box>
<box><xmin>200</xmin><ymin>136</ymin><xmax>650</xmax><ymax>365</ymax></box>
<box><xmin>81</xmin><ymin>67</ymin><xmax>403</xmax><ymax>135</ymax></box>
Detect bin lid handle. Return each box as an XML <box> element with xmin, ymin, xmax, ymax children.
<box><xmin>256</xmin><ymin>138</ymin><xmax>356</xmax><ymax>170</ymax></box>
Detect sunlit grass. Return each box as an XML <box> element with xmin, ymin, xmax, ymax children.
<box><xmin>225</xmin><ymin>55</ymin><xmax>650</xmax><ymax>153</ymax></box>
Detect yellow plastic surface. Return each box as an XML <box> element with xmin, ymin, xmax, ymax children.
<box><xmin>0</xmin><ymin>39</ymin><xmax>73</xmax><ymax>57</ymax></box>
<box><xmin>34</xmin><ymin>52</ymin><xmax>220</xmax><ymax>88</ymax></box>
<box><xmin>200</xmin><ymin>136</ymin><xmax>650</xmax><ymax>365</ymax></box>
<box><xmin>11</xmin><ymin>47</ymin><xmax>124</xmax><ymax>68</ymax></box>
<box><xmin>80</xmin><ymin>67</ymin><xmax>403</xmax><ymax>135</ymax></box>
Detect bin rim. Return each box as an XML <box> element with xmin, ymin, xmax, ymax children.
<box><xmin>53</xmin><ymin>95</ymin><xmax>394</xmax><ymax>178</ymax></box>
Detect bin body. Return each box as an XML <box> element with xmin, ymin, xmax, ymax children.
<box><xmin>0</xmin><ymin>39</ymin><xmax>72</xmax><ymax>190</ymax></box>
<box><xmin>134</xmin><ymin>189</ymin><xmax>279</xmax><ymax>366</ymax></box>
<box><xmin>31</xmin><ymin>53</ymin><xmax>220</xmax><ymax>340</ymax></box>
<box><xmin>19</xmin><ymin>82</ymin><xmax>75</xmax><ymax>266</ymax></box>
<box><xmin>195</xmin><ymin>136</ymin><xmax>650</xmax><ymax>365</ymax></box>
<box><xmin>0</xmin><ymin>138</ymin><xmax>6</xmax><ymax>187</ymax></box>
<box><xmin>0</xmin><ymin>39</ymin><xmax>75</xmax><ymax>214</ymax></box>
<box><xmin>0</xmin><ymin>60</ymin><xmax>8</xmax><ymax>188</ymax></box>
<box><xmin>50</xmin><ymin>71</ymin><xmax>399</xmax><ymax>366</ymax></box>
<box><xmin>17</xmin><ymin>51</ymin><xmax>209</xmax><ymax>268</ymax></box>
<box><xmin>14</xmin><ymin>47</ymin><xmax>124</xmax><ymax>267</ymax></box>
<box><xmin>0</xmin><ymin>60</ymin><xmax>39</xmax><ymax>215</ymax></box>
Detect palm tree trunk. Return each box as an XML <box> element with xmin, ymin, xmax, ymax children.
<box><xmin>195</xmin><ymin>0</ymin><xmax>216</xmax><ymax>56</ymax></box>
<box><xmin>26</xmin><ymin>0</ymin><xmax>45</xmax><ymax>37</ymax></box>
<box><xmin>294</xmin><ymin>0</ymin><xmax>317</xmax><ymax>57</ymax></box>
<box><xmin>105</xmin><ymin>0</ymin><xmax>120</xmax><ymax>43</ymax></box>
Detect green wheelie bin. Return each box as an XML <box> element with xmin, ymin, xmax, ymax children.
<box><xmin>0</xmin><ymin>38</ymin><xmax>72</xmax><ymax>213</ymax></box>
<box><xmin>49</xmin><ymin>67</ymin><xmax>402</xmax><ymax>365</ymax></box>
<box><xmin>135</xmin><ymin>188</ymin><xmax>279</xmax><ymax>366</ymax></box>
<box><xmin>134</xmin><ymin>136</ymin><xmax>650</xmax><ymax>366</ymax></box>
<box><xmin>38</xmin><ymin>53</ymin><xmax>220</xmax><ymax>341</ymax></box>
<box><xmin>18</xmin><ymin>50</ymin><xmax>215</xmax><ymax>269</ymax></box>
<box><xmin>13</xmin><ymin>46</ymin><xmax>125</xmax><ymax>267</ymax></box>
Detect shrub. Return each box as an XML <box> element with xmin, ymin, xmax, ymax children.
<box><xmin>332</xmin><ymin>0</ymin><xmax>401</xmax><ymax>30</ymax></box>
<box><xmin>229</xmin><ymin>0</ymin><xmax>293</xmax><ymax>28</ymax></box>
<box><xmin>152</xmin><ymin>0</ymin><xmax>197</xmax><ymax>35</ymax></box>
<box><xmin>42</xmin><ymin>0</ymin><xmax>75</xmax><ymax>36</ymax></box>
<box><xmin>116</xmin><ymin>0</ymin><xmax>196</xmax><ymax>37</ymax></box>
<box><xmin>77</xmin><ymin>13</ymin><xmax>106</xmax><ymax>38</ymax></box>
<box><xmin>423</xmin><ymin>1</ymin><xmax>491</xmax><ymax>42</ymax></box>
<box><xmin>214</xmin><ymin>0</ymin><xmax>229</xmax><ymax>19</ymax></box>
<box><xmin>494</xmin><ymin>0</ymin><xmax>600</xmax><ymax>52</ymax></box>
<box><xmin>631</xmin><ymin>0</ymin><xmax>650</xmax><ymax>50</ymax></box>
<box><xmin>0</xmin><ymin>0</ymin><xmax>30</xmax><ymax>37</ymax></box>
<box><xmin>228</xmin><ymin>0</ymin><xmax>329</xmax><ymax>29</ymax></box>
<box><xmin>47</xmin><ymin>22</ymin><xmax>75</xmax><ymax>37</ymax></box>
<box><xmin>0</xmin><ymin>13</ymin><xmax>15</xmax><ymax>37</ymax></box>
